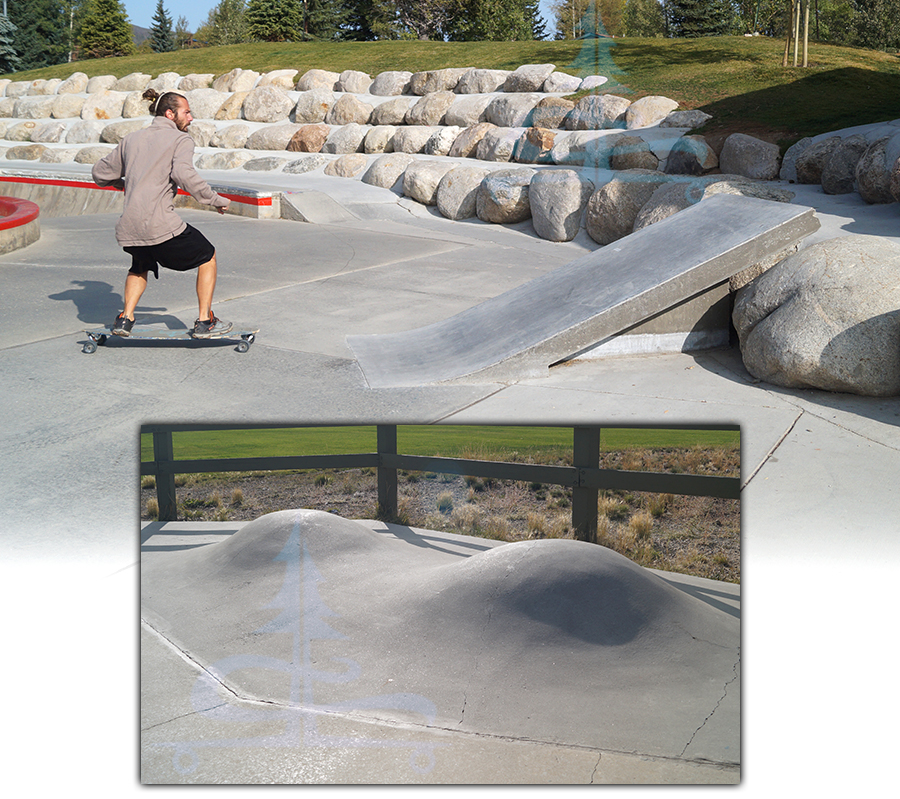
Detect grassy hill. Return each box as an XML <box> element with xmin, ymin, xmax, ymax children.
<box><xmin>4</xmin><ymin>36</ymin><xmax>899</xmax><ymax>148</ymax></box>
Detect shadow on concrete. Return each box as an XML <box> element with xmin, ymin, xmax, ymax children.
<box><xmin>47</xmin><ymin>279</ymin><xmax>183</xmax><ymax>327</ymax></box>
<box><xmin>140</xmin><ymin>521</ymin><xmax>244</xmax><ymax>551</ymax></box>
<box><xmin>375</xmin><ymin>521</ymin><xmax>497</xmax><ymax>558</ymax></box>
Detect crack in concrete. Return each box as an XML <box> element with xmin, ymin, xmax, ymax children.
<box><xmin>679</xmin><ymin>648</ymin><xmax>740</xmax><ymax>759</ymax></box>
<box><xmin>590</xmin><ymin>751</ymin><xmax>602</xmax><ymax>783</ymax></box>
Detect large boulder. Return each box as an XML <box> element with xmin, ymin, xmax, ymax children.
<box><xmin>513</xmin><ymin>127</ymin><xmax>557</xmax><ymax>164</ymax></box>
<box><xmin>363</xmin><ymin>125</ymin><xmax>397</xmax><ymax>154</ymax></box>
<box><xmin>632</xmin><ymin>180</ymin><xmax>705</xmax><ymax>232</ymax></box>
<box><xmin>436</xmin><ymin>166</ymin><xmax>491</xmax><ymax>220</ymax></box>
<box><xmin>283</xmin><ymin>154</ymin><xmax>329</xmax><ymax>174</ymax></box>
<box><xmin>856</xmin><ymin>135</ymin><xmax>896</xmax><ymax>204</ymax></box>
<box><xmin>448</xmin><ymin>122</ymin><xmax>495</xmax><ymax>158</ymax></box>
<box><xmin>81</xmin><ymin>91</ymin><xmax>127</xmax><ymax>121</ymax></box>
<box><xmin>215</xmin><ymin>91</ymin><xmax>248</xmax><ymax>120</ymax></box>
<box><xmin>455</xmin><ymin>69</ymin><xmax>509</xmax><ymax>94</ymax></box>
<box><xmin>542</xmin><ymin>71</ymin><xmax>582</xmax><ymax>93</ymax></box>
<box><xmin>296</xmin><ymin>69</ymin><xmax>339</xmax><ymax>92</ymax></box>
<box><xmin>85</xmin><ymin>75</ymin><xmax>116</xmax><ymax>93</ymax></box>
<box><xmin>529</xmin><ymin>169</ymin><xmax>594</xmax><ymax>242</ymax></box>
<box><xmin>51</xmin><ymin>94</ymin><xmax>85</xmax><ymax>119</ymax></box>
<box><xmin>40</xmin><ymin>147</ymin><xmax>78</xmax><ymax>163</ymax></box>
<box><xmin>531</xmin><ymin>97</ymin><xmax>575</xmax><ymax>130</ymax></box>
<box><xmin>821</xmin><ymin>134</ymin><xmax>869</xmax><ymax>195</ymax></box>
<box><xmin>14</xmin><ymin>96</ymin><xmax>56</xmax><ymax>119</ymax></box>
<box><xmin>664</xmin><ymin>135</ymin><xmax>718</xmax><ymax>175</ymax></box>
<box><xmin>195</xmin><ymin>150</ymin><xmax>254</xmax><ymax>170</ymax></box>
<box><xmin>733</xmin><ymin>234</ymin><xmax>900</xmax><ymax>396</ymax></box>
<box><xmin>122</xmin><ymin>91</ymin><xmax>152</xmax><ymax>118</ymax></box>
<box><xmin>485</xmin><ymin>93</ymin><xmax>541</xmax><ymax>128</ymax></box>
<box><xmin>504</xmin><ymin>64</ymin><xmax>555</xmax><ymax>93</ymax></box>
<box><xmin>245</xmin><ymin>124</ymin><xmax>303</xmax><ymax>150</ymax></box>
<box><xmin>476</xmin><ymin>127</ymin><xmax>522</xmax><ymax>162</ymax></box>
<box><xmin>243</xmin><ymin>86</ymin><xmax>294</xmax><ymax>123</ymax></box>
<box><xmin>6</xmin><ymin>143</ymin><xmax>47</xmax><ymax>160</ymax></box>
<box><xmin>325</xmin><ymin>94</ymin><xmax>373</xmax><ymax>126</ymax></box>
<box><xmin>392</xmin><ymin>125</ymin><xmax>439</xmax><ymax>154</ymax></box>
<box><xmin>660</xmin><ymin>109</ymin><xmax>712</xmax><ymax>129</ymax></box>
<box><xmin>211</xmin><ymin>124</ymin><xmax>251</xmax><ymax>149</ymax></box>
<box><xmin>567</xmin><ymin>95</ymin><xmax>630</xmax><ymax>131</ymax></box>
<box><xmin>294</xmin><ymin>89</ymin><xmax>335</xmax><ymax>124</ymax></box>
<box><xmin>183</xmin><ymin>89</ymin><xmax>230</xmax><ymax>119</ymax></box>
<box><xmin>476</xmin><ymin>167</ymin><xmax>536</xmax><ymax>223</ymax></box>
<box><xmin>74</xmin><ymin>145</ymin><xmax>115</xmax><ymax>164</ymax></box>
<box><xmin>113</xmin><ymin>72</ymin><xmax>151</xmax><ymax>92</ymax></box>
<box><xmin>424</xmin><ymin>126</ymin><xmax>462</xmax><ymax>157</ymax></box>
<box><xmin>795</xmin><ymin>136</ymin><xmax>841</xmax><ymax>184</ymax></box>
<box><xmin>101</xmin><ymin>119</ymin><xmax>148</xmax><ymax>143</ymax></box>
<box><xmin>259</xmin><ymin>69</ymin><xmax>299</xmax><ymax>90</ymax></box>
<box><xmin>625</xmin><ymin>96</ymin><xmax>679</xmax><ymax>130</ymax></box>
<box><xmin>779</xmin><ymin>136</ymin><xmax>812</xmax><ymax>182</ymax></box>
<box><xmin>403</xmin><ymin>161</ymin><xmax>457</xmax><ymax>205</ymax></box>
<box><xmin>322</xmin><ymin>123</ymin><xmax>367</xmax><ymax>154</ymax></box>
<box><xmin>422</xmin><ymin>68</ymin><xmax>470</xmax><ymax>93</ymax></box>
<box><xmin>179</xmin><ymin>74</ymin><xmax>215</xmax><ymax>90</ymax></box>
<box><xmin>370</xmin><ymin>96</ymin><xmax>415</xmax><ymax>126</ymax></box>
<box><xmin>57</xmin><ymin>72</ymin><xmax>89</xmax><ymax>94</ymax></box>
<box><xmin>336</xmin><ymin>70</ymin><xmax>373</xmax><ymax>94</ymax></box>
<box><xmin>443</xmin><ymin>95</ymin><xmax>493</xmax><ymax>127</ymax></box>
<box><xmin>65</xmin><ymin>120</ymin><xmax>104</xmax><ymax>144</ymax></box>
<box><xmin>187</xmin><ymin>121</ymin><xmax>216</xmax><ymax>148</ymax></box>
<box><xmin>30</xmin><ymin>121</ymin><xmax>68</xmax><ymax>143</ymax></box>
<box><xmin>549</xmin><ymin>130</ymin><xmax>609</xmax><ymax>167</ymax></box>
<box><xmin>405</xmin><ymin>91</ymin><xmax>455</xmax><ymax>126</ymax></box>
<box><xmin>213</xmin><ymin>68</ymin><xmax>259</xmax><ymax>93</ymax></box>
<box><xmin>5</xmin><ymin>121</ymin><xmax>40</xmax><ymax>141</ymax></box>
<box><xmin>585</xmin><ymin>171</ymin><xmax>671</xmax><ymax>245</ymax></box>
<box><xmin>243</xmin><ymin>155</ymin><xmax>290</xmax><ymax>171</ymax></box>
<box><xmin>718</xmin><ymin>133</ymin><xmax>780</xmax><ymax>180</ymax></box>
<box><xmin>362</xmin><ymin>152</ymin><xmax>416</xmax><ymax>190</ymax></box>
<box><xmin>609</xmin><ymin>134</ymin><xmax>659</xmax><ymax>171</ymax></box>
<box><xmin>147</xmin><ymin>73</ymin><xmax>181</xmax><ymax>93</ymax></box>
<box><xmin>324</xmin><ymin>153</ymin><xmax>368</xmax><ymax>178</ymax></box>
<box><xmin>369</xmin><ymin>71</ymin><xmax>412</xmax><ymax>96</ymax></box>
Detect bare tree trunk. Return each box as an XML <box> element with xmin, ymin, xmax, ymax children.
<box><xmin>783</xmin><ymin>0</ymin><xmax>793</xmax><ymax>66</ymax></box>
<box><xmin>793</xmin><ymin>0</ymin><xmax>801</xmax><ymax>67</ymax></box>
<box><xmin>802</xmin><ymin>0</ymin><xmax>810</xmax><ymax>67</ymax></box>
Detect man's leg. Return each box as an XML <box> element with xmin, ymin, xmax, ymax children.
<box><xmin>195</xmin><ymin>254</ymin><xmax>217</xmax><ymax>321</ymax></box>
<box><xmin>122</xmin><ymin>271</ymin><xmax>148</xmax><ymax>320</ymax></box>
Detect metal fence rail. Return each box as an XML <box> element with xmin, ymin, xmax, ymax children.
<box><xmin>141</xmin><ymin>424</ymin><xmax>741</xmax><ymax>543</ymax></box>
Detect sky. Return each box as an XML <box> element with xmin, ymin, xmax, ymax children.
<box><xmin>123</xmin><ymin>0</ymin><xmax>559</xmax><ymax>36</ymax></box>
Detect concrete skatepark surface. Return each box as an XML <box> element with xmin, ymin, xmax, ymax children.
<box><xmin>1</xmin><ymin>159</ymin><xmax>898</xmax><ymax>792</ymax></box>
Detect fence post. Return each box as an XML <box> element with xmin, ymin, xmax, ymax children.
<box><xmin>572</xmin><ymin>426</ymin><xmax>600</xmax><ymax>543</ymax></box>
<box><xmin>152</xmin><ymin>429</ymin><xmax>178</xmax><ymax>522</ymax></box>
<box><xmin>376</xmin><ymin>424</ymin><xmax>398</xmax><ymax>521</ymax></box>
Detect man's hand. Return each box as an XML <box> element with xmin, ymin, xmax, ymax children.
<box><xmin>217</xmin><ymin>206</ymin><xmax>226</xmax><ymax>215</ymax></box>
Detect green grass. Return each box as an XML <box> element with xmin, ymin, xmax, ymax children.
<box><xmin>6</xmin><ymin>36</ymin><xmax>898</xmax><ymax>147</ymax></box>
<box><xmin>139</xmin><ymin>425</ymin><xmax>739</xmax><ymax>462</ymax></box>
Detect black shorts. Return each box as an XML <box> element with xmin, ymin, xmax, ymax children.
<box><xmin>124</xmin><ymin>224</ymin><xmax>215</xmax><ymax>280</ymax></box>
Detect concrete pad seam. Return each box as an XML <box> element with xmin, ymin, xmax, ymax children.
<box><xmin>679</xmin><ymin>649</ymin><xmax>741</xmax><ymax>759</ymax></box>
<box><xmin>742</xmin><ymin>411</ymin><xmax>803</xmax><ymax>489</ymax></box>
<box><xmin>429</xmin><ymin>385</ymin><xmax>513</xmax><ymax>422</ymax></box>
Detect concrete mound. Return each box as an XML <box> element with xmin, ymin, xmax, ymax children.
<box><xmin>142</xmin><ymin>509</ymin><xmax>739</xmax><ymax>763</ymax></box>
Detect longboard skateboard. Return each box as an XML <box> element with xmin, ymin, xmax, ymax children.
<box><xmin>82</xmin><ymin>325</ymin><xmax>259</xmax><ymax>354</ymax></box>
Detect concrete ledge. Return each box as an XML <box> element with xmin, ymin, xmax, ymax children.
<box><xmin>0</xmin><ymin>194</ymin><xmax>39</xmax><ymax>252</ymax></box>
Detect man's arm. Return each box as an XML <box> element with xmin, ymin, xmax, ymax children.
<box><xmin>91</xmin><ymin>145</ymin><xmax>125</xmax><ymax>190</ymax></box>
<box><xmin>170</xmin><ymin>137</ymin><xmax>230</xmax><ymax>211</ymax></box>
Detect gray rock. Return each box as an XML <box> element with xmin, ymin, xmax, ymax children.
<box><xmin>336</xmin><ymin>70</ymin><xmax>373</xmax><ymax>94</ymax></box>
<box><xmin>183</xmin><ymin>89</ymin><xmax>230</xmax><ymax>120</ymax></box>
<box><xmin>243</xmin><ymin>86</ymin><xmax>294</xmax><ymax>123</ymax></box>
<box><xmin>531</xmin><ymin>97</ymin><xmax>575</xmax><ymax>130</ymax></box>
<box><xmin>324</xmin><ymin>153</ymin><xmax>368</xmax><ymax>177</ymax></box>
<box><xmin>625</xmin><ymin>96</ymin><xmax>679</xmax><ymax>130</ymax></box>
<box><xmin>214</xmin><ymin>92</ymin><xmax>248</xmax><ymax>120</ymax></box>
<box><xmin>51</xmin><ymin>94</ymin><xmax>85</xmax><ymax>119</ymax></box>
<box><xmin>567</xmin><ymin>94</ymin><xmax>631</xmax><ymax>130</ymax></box>
<box><xmin>101</xmin><ymin>119</ymin><xmax>148</xmax><ymax>143</ymax></box>
<box><xmin>424</xmin><ymin>126</ymin><xmax>462</xmax><ymax>157</ymax></box>
<box><xmin>579</xmin><ymin>76</ymin><xmax>608</xmax><ymax>91</ymax></box>
<box><xmin>423</xmin><ymin>68</ymin><xmax>470</xmax><ymax>93</ymax></box>
<box><xmin>245</xmin><ymin>124</ymin><xmax>303</xmax><ymax>150</ymax></box>
<box><xmin>530</xmin><ymin>169</ymin><xmax>594</xmax><ymax>242</ymax></box>
<box><xmin>283</xmin><ymin>154</ymin><xmax>329</xmax><ymax>174</ymax></box>
<box><xmin>243</xmin><ymin>156</ymin><xmax>289</xmax><ymax>171</ymax></box>
<box><xmin>363</xmin><ymin>125</ymin><xmax>397</xmax><ymax>154</ymax></box>
<box><xmin>512</xmin><ymin>127</ymin><xmax>557</xmax><ymax>164</ymax></box>
<box><xmin>664</xmin><ymin>135</ymin><xmax>718</xmax><ymax>175</ymax></box>
<box><xmin>30</xmin><ymin>121</ymin><xmax>68</xmax><ymax>143</ymax></box>
<box><xmin>821</xmin><ymin>134</ymin><xmax>869</xmax><ymax>195</ymax></box>
<box><xmin>147</xmin><ymin>72</ymin><xmax>182</xmax><ymax>93</ymax></box>
<box><xmin>65</xmin><ymin>120</ymin><xmax>104</xmax><ymax>144</ymax></box>
<box><xmin>6</xmin><ymin>143</ymin><xmax>46</xmax><ymax>160</ymax></box>
<box><xmin>476</xmin><ymin>127</ymin><xmax>522</xmax><ymax>162</ymax></box>
<box><xmin>122</xmin><ymin>91</ymin><xmax>152</xmax><ymax>118</ymax></box>
<box><xmin>542</xmin><ymin>72</ymin><xmax>582</xmax><ymax>93</ymax></box>
<box><xmin>660</xmin><ymin>109</ymin><xmax>712</xmax><ymax>129</ymax></box>
<box><xmin>477</xmin><ymin>167</ymin><xmax>536</xmax><ymax>223</ymax></box>
<box><xmin>322</xmin><ymin>122</ymin><xmax>367</xmax><ymax>154</ymax></box>
<box><xmin>187</xmin><ymin>121</ymin><xmax>216</xmax><ymax>148</ymax></box>
<box><xmin>403</xmin><ymin>161</ymin><xmax>457</xmax><ymax>205</ymax></box>
<box><xmin>211</xmin><ymin>124</ymin><xmax>251</xmax><ymax>149</ymax></box>
<box><xmin>74</xmin><ymin>145</ymin><xmax>115</xmax><ymax>164</ymax></box>
<box><xmin>325</xmin><ymin>94</ymin><xmax>373</xmax><ymax>126</ymax></box>
<box><xmin>28</xmin><ymin>78</ymin><xmax>61</xmax><ymax>95</ymax></box>
<box><xmin>856</xmin><ymin>136</ymin><xmax>895</xmax><ymax>204</ymax></box>
<box><xmin>113</xmin><ymin>72</ymin><xmax>151</xmax><ymax>92</ymax></box>
<box><xmin>585</xmin><ymin>171</ymin><xmax>671</xmax><ymax>245</ymax></box>
<box><xmin>448</xmin><ymin>122</ymin><xmax>495</xmax><ymax>158</ymax></box>
<box><xmin>455</xmin><ymin>69</ymin><xmax>509</xmax><ymax>94</ymax></box>
<box><xmin>633</xmin><ymin>180</ymin><xmax>705</xmax><ymax>232</ymax></box>
<box><xmin>370</xmin><ymin>71</ymin><xmax>412</xmax><ymax>96</ymax></box>
<box><xmin>549</xmin><ymin>130</ymin><xmax>609</xmax><ymax>167</ymax></box>
<box><xmin>258</xmin><ymin>69</ymin><xmax>299</xmax><ymax>90</ymax></box>
<box><xmin>718</xmin><ymin>133</ymin><xmax>780</xmax><ymax>180</ymax></box>
<box><xmin>195</xmin><ymin>150</ymin><xmax>255</xmax><ymax>170</ymax></box>
<box><xmin>57</xmin><ymin>72</ymin><xmax>89</xmax><ymax>94</ymax></box>
<box><xmin>779</xmin><ymin>137</ymin><xmax>812</xmax><ymax>182</ymax></box>
<box><xmin>293</xmin><ymin>89</ymin><xmax>335</xmax><ymax>124</ymax></box>
<box><xmin>0</xmin><ymin>98</ymin><xmax>13</xmax><ymax>117</ymax></box>
<box><xmin>213</xmin><ymin>68</ymin><xmax>259</xmax><ymax>93</ymax></box>
<box><xmin>504</xmin><ymin>64</ymin><xmax>555</xmax><ymax>93</ymax></box>
<box><xmin>795</xmin><ymin>136</ymin><xmax>842</xmax><ymax>184</ymax></box>
<box><xmin>5</xmin><ymin>80</ymin><xmax>31</xmax><ymax>98</ymax></box>
<box><xmin>610</xmin><ymin>134</ymin><xmax>659</xmax><ymax>171</ymax></box>
<box><xmin>85</xmin><ymin>75</ymin><xmax>116</xmax><ymax>93</ymax></box>
<box><xmin>14</xmin><ymin>96</ymin><xmax>56</xmax><ymax>119</ymax></box>
<box><xmin>39</xmin><ymin>147</ymin><xmax>79</xmax><ymax>163</ymax></box>
<box><xmin>733</xmin><ymin>234</ymin><xmax>900</xmax><ymax>396</ymax></box>
<box><xmin>391</xmin><ymin>126</ymin><xmax>438</xmax><ymax>154</ymax></box>
<box><xmin>81</xmin><ymin>91</ymin><xmax>128</xmax><ymax>121</ymax></box>
<box><xmin>701</xmin><ymin>176</ymin><xmax>795</xmax><ymax>204</ymax></box>
<box><xmin>443</xmin><ymin>95</ymin><xmax>493</xmax><ymax>127</ymax></box>
<box><xmin>178</xmin><ymin>74</ymin><xmax>215</xmax><ymax>91</ymax></box>
<box><xmin>361</xmin><ymin>152</ymin><xmax>416</xmax><ymax>190</ymax></box>
<box><xmin>5</xmin><ymin>121</ymin><xmax>39</xmax><ymax>141</ymax></box>
<box><xmin>405</xmin><ymin>91</ymin><xmax>455</xmax><ymax>126</ymax></box>
<box><xmin>295</xmin><ymin>69</ymin><xmax>339</xmax><ymax>92</ymax></box>
<box><xmin>485</xmin><ymin>93</ymin><xmax>541</xmax><ymax>128</ymax></box>
<box><xmin>407</xmin><ymin>72</ymin><xmax>430</xmax><ymax>96</ymax></box>
<box><xmin>370</xmin><ymin>96</ymin><xmax>415</xmax><ymax>126</ymax></box>
<box><xmin>436</xmin><ymin>165</ymin><xmax>490</xmax><ymax>220</ymax></box>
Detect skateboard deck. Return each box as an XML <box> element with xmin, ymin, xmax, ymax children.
<box><xmin>82</xmin><ymin>326</ymin><xmax>258</xmax><ymax>353</ymax></box>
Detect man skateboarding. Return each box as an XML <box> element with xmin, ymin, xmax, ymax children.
<box><xmin>92</xmin><ymin>88</ymin><xmax>232</xmax><ymax>338</ymax></box>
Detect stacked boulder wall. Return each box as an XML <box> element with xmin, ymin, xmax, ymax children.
<box><xmin>141</xmin><ymin>509</ymin><xmax>740</xmax><ymax>760</ymax></box>
<box><xmin>733</xmin><ymin>235</ymin><xmax>900</xmax><ymax>396</ymax></box>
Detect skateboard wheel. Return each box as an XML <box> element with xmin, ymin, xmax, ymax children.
<box><xmin>82</xmin><ymin>342</ymin><xmax>97</xmax><ymax>354</ymax></box>
<box><xmin>236</xmin><ymin>340</ymin><xmax>250</xmax><ymax>353</ymax></box>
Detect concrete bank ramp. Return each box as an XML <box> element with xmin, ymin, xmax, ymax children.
<box><xmin>348</xmin><ymin>194</ymin><xmax>819</xmax><ymax>387</ymax></box>
<box><xmin>142</xmin><ymin>510</ymin><xmax>740</xmax><ymax>766</ymax></box>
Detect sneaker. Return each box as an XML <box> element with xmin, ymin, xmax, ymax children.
<box><xmin>192</xmin><ymin>315</ymin><xmax>232</xmax><ymax>338</ymax></box>
<box><xmin>112</xmin><ymin>313</ymin><xmax>134</xmax><ymax>337</ymax></box>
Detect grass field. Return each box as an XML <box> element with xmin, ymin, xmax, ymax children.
<box><xmin>6</xmin><ymin>36</ymin><xmax>899</xmax><ymax>147</ymax></box>
<box><xmin>139</xmin><ymin>425</ymin><xmax>740</xmax><ymax>463</ymax></box>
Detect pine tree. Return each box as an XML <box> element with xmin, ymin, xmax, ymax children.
<box><xmin>203</xmin><ymin>0</ymin><xmax>247</xmax><ymax>46</ymax></box>
<box><xmin>303</xmin><ymin>0</ymin><xmax>348</xmax><ymax>40</ymax></box>
<box><xmin>0</xmin><ymin>13</ymin><xmax>21</xmax><ymax>73</ymax></box>
<box><xmin>149</xmin><ymin>0</ymin><xmax>175</xmax><ymax>52</ymax></box>
<box><xmin>9</xmin><ymin>0</ymin><xmax>69</xmax><ymax>69</ymax></box>
<box><xmin>79</xmin><ymin>0</ymin><xmax>135</xmax><ymax>58</ymax></box>
<box><xmin>668</xmin><ymin>0</ymin><xmax>735</xmax><ymax>36</ymax></box>
<box><xmin>245</xmin><ymin>0</ymin><xmax>303</xmax><ymax>41</ymax></box>
<box><xmin>525</xmin><ymin>0</ymin><xmax>549</xmax><ymax>39</ymax></box>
